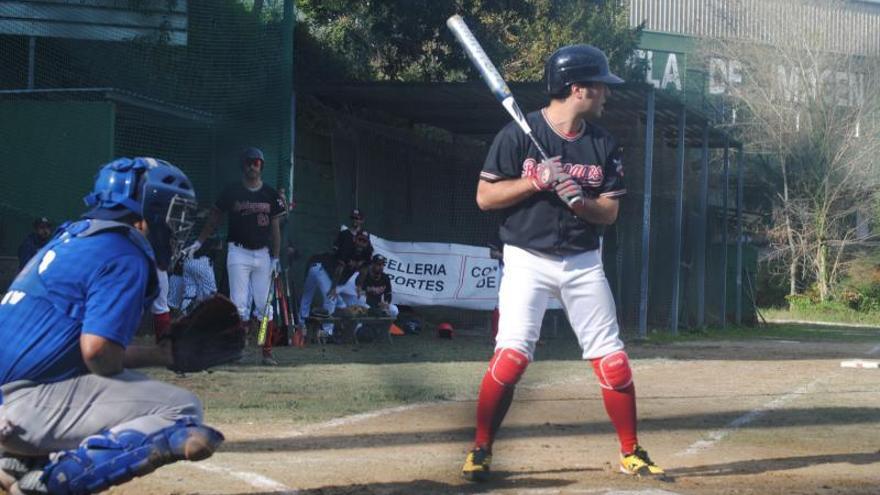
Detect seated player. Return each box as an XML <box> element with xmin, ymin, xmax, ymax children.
<box><xmin>357</xmin><ymin>254</ymin><xmax>398</xmax><ymax>319</ymax></box>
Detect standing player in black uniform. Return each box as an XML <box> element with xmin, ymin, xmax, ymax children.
<box><xmin>184</xmin><ymin>147</ymin><xmax>287</xmax><ymax>365</ymax></box>
<box><xmin>461</xmin><ymin>45</ymin><xmax>666</xmax><ymax>481</ymax></box>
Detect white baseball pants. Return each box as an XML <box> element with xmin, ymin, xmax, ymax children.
<box><xmin>226</xmin><ymin>243</ymin><xmax>273</xmax><ymax>322</ymax></box>
<box><xmin>495</xmin><ymin>245</ymin><xmax>624</xmax><ymax>361</ymax></box>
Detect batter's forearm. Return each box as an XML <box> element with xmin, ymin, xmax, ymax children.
<box><xmin>123</xmin><ymin>344</ymin><xmax>173</xmax><ymax>369</ymax></box>
<box><xmin>476</xmin><ymin>178</ymin><xmax>537</xmax><ymax>210</ymax></box>
<box><xmin>571</xmin><ymin>197</ymin><xmax>619</xmax><ymax>225</ymax></box>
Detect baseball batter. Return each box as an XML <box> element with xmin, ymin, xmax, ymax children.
<box><xmin>461</xmin><ymin>45</ymin><xmax>665</xmax><ymax>481</ymax></box>
<box><xmin>186</xmin><ymin>147</ymin><xmax>286</xmax><ymax>365</ymax></box>
<box><xmin>0</xmin><ymin>158</ymin><xmax>223</xmax><ymax>494</ymax></box>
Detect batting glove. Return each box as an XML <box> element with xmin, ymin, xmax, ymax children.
<box><xmin>271</xmin><ymin>257</ymin><xmax>281</xmax><ymax>273</ymax></box>
<box><xmin>530</xmin><ymin>156</ymin><xmax>563</xmax><ymax>191</ymax></box>
<box><xmin>181</xmin><ymin>240</ymin><xmax>202</xmax><ymax>259</ymax></box>
<box><xmin>555</xmin><ymin>174</ymin><xmax>585</xmax><ymax>207</ymax></box>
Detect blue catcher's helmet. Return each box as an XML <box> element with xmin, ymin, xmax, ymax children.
<box><xmin>83</xmin><ymin>157</ymin><xmax>198</xmax><ymax>268</ymax></box>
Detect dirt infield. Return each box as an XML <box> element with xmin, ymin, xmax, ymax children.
<box><xmin>116</xmin><ymin>338</ymin><xmax>880</xmax><ymax>495</ymax></box>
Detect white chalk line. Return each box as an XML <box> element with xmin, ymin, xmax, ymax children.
<box><xmin>676</xmin><ymin>377</ymin><xmax>825</xmax><ymax>456</ymax></box>
<box><xmin>470</xmin><ymin>489</ymin><xmax>682</xmax><ymax>495</ymax></box>
<box><xmin>764</xmin><ymin>318</ymin><xmax>880</xmax><ymax>329</ymax></box>
<box><xmin>193</xmin><ymin>462</ymin><xmax>299</xmax><ymax>494</ymax></box>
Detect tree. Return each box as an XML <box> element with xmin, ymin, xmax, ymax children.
<box><xmin>698</xmin><ymin>0</ymin><xmax>880</xmax><ymax>304</ymax></box>
<box><xmin>293</xmin><ymin>0</ymin><xmax>642</xmax><ymax>84</ymax></box>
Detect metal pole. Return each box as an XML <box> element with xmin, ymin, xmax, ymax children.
<box><xmin>670</xmin><ymin>105</ymin><xmax>686</xmax><ymax>335</ymax></box>
<box><xmin>736</xmin><ymin>145</ymin><xmax>744</xmax><ymax>325</ymax></box>
<box><xmin>721</xmin><ymin>136</ymin><xmax>730</xmax><ymax>328</ymax></box>
<box><xmin>638</xmin><ymin>87</ymin><xmax>656</xmax><ymax>339</ymax></box>
<box><xmin>696</xmin><ymin>122</ymin><xmax>709</xmax><ymax>328</ymax></box>
<box><xmin>27</xmin><ymin>37</ymin><xmax>36</xmax><ymax>89</ymax></box>
<box><xmin>283</xmin><ymin>0</ymin><xmax>295</xmax><ymax>206</ymax></box>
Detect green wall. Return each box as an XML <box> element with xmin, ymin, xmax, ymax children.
<box><xmin>0</xmin><ymin>101</ymin><xmax>115</xmax><ymax>257</ymax></box>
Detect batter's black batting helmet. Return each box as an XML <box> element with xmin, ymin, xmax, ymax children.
<box><xmin>544</xmin><ymin>44</ymin><xmax>624</xmax><ymax>97</ymax></box>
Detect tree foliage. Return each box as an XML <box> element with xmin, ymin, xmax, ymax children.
<box><xmin>294</xmin><ymin>0</ymin><xmax>642</xmax><ymax>84</ymax></box>
<box><xmin>698</xmin><ymin>0</ymin><xmax>880</xmax><ymax>303</ymax></box>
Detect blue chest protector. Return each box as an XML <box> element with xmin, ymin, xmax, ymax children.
<box><xmin>14</xmin><ymin>219</ymin><xmax>159</xmax><ymax>316</ymax></box>
<box><xmin>0</xmin><ymin>220</ymin><xmax>159</xmax><ymax>396</ymax></box>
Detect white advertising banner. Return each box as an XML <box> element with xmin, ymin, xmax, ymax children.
<box><xmin>369</xmin><ymin>234</ymin><xmax>562</xmax><ymax>311</ymax></box>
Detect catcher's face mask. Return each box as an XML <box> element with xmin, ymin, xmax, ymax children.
<box><xmin>164</xmin><ymin>194</ymin><xmax>198</xmax><ymax>261</ymax></box>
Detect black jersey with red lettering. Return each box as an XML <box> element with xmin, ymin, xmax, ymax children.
<box><xmin>358</xmin><ymin>271</ymin><xmax>392</xmax><ymax>307</ymax></box>
<box><xmin>480</xmin><ymin>109</ymin><xmax>625</xmax><ymax>255</ymax></box>
<box><xmin>334</xmin><ymin>229</ymin><xmax>373</xmax><ymax>282</ymax></box>
<box><xmin>214</xmin><ymin>183</ymin><xmax>286</xmax><ymax>249</ymax></box>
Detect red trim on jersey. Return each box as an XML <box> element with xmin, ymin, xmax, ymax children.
<box><xmin>541</xmin><ymin>108</ymin><xmax>586</xmax><ymax>142</ymax></box>
<box><xmin>480</xmin><ymin>171</ymin><xmax>504</xmax><ymax>182</ymax></box>
<box><xmin>600</xmin><ymin>189</ymin><xmax>627</xmax><ymax>198</ymax></box>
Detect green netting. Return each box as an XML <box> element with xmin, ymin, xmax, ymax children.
<box><xmin>0</xmin><ymin>1</ymin><xmax>292</xmax><ymax>288</ymax></box>
<box><xmin>313</xmin><ymin>104</ymin><xmax>754</xmax><ymax>335</ymax></box>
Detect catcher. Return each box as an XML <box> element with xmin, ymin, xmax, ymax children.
<box><xmin>0</xmin><ymin>158</ymin><xmax>244</xmax><ymax>495</ymax></box>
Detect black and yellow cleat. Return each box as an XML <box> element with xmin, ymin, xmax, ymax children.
<box><xmin>461</xmin><ymin>447</ymin><xmax>492</xmax><ymax>482</ymax></box>
<box><xmin>620</xmin><ymin>445</ymin><xmax>668</xmax><ymax>479</ymax></box>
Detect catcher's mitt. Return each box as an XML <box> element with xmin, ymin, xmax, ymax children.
<box><xmin>167</xmin><ymin>294</ymin><xmax>244</xmax><ymax>372</ymax></box>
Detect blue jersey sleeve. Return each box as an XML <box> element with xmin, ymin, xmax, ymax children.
<box><xmin>82</xmin><ymin>254</ymin><xmax>150</xmax><ymax>347</ymax></box>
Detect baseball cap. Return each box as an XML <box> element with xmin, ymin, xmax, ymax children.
<box><xmin>241</xmin><ymin>147</ymin><xmax>264</xmax><ymax>164</ymax></box>
<box><xmin>371</xmin><ymin>254</ymin><xmax>387</xmax><ymax>265</ymax></box>
<box><xmin>350</xmin><ymin>208</ymin><xmax>364</xmax><ymax>220</ymax></box>
<box><xmin>33</xmin><ymin>217</ymin><xmax>51</xmax><ymax>228</ymax></box>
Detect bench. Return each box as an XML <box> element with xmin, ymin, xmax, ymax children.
<box><xmin>305</xmin><ymin>315</ymin><xmax>398</xmax><ymax>345</ymax></box>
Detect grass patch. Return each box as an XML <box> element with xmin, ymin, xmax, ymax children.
<box><xmin>138</xmin><ymin>321</ymin><xmax>879</xmax><ymax>427</ymax></box>
<box><xmin>645</xmin><ymin>322</ymin><xmax>880</xmax><ymax>344</ymax></box>
<box><xmin>143</xmin><ymin>331</ymin><xmax>587</xmax><ymax>426</ymax></box>
<box><xmin>761</xmin><ymin>307</ymin><xmax>880</xmax><ymax>326</ymax></box>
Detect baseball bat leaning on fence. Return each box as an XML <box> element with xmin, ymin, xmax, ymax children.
<box><xmin>446</xmin><ymin>14</ymin><xmax>581</xmax><ymax>206</ymax></box>
<box><xmin>257</xmin><ymin>269</ymin><xmax>277</xmax><ymax>346</ymax></box>
<box><xmin>283</xmin><ymin>267</ymin><xmax>306</xmax><ymax>347</ymax></box>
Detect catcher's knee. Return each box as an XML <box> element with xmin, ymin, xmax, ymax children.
<box><xmin>42</xmin><ymin>417</ymin><xmax>224</xmax><ymax>494</ymax></box>
<box><xmin>591</xmin><ymin>350</ymin><xmax>632</xmax><ymax>390</ymax></box>
<box><xmin>167</xmin><ymin>388</ymin><xmax>204</xmax><ymax>420</ymax></box>
<box><xmin>488</xmin><ymin>348</ymin><xmax>530</xmax><ymax>386</ymax></box>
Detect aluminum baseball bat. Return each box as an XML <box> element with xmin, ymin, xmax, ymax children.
<box><xmin>446</xmin><ymin>14</ymin><xmax>550</xmax><ymax>162</ymax></box>
<box><xmin>257</xmin><ymin>269</ymin><xmax>276</xmax><ymax>346</ymax></box>
<box><xmin>447</xmin><ymin>15</ymin><xmax>581</xmax><ymax>206</ymax></box>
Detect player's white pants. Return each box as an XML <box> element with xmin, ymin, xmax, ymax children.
<box><xmin>227</xmin><ymin>243</ymin><xmax>273</xmax><ymax>322</ymax></box>
<box><xmin>151</xmin><ymin>268</ymin><xmax>169</xmax><ymax>315</ymax></box>
<box><xmin>381</xmin><ymin>303</ymin><xmax>400</xmax><ymax>319</ymax></box>
<box><xmin>182</xmin><ymin>257</ymin><xmax>217</xmax><ymax>312</ymax></box>
<box><xmin>168</xmin><ymin>273</ymin><xmax>184</xmax><ymax>310</ymax></box>
<box><xmin>299</xmin><ymin>263</ymin><xmax>338</xmax><ymax>334</ymax></box>
<box><xmin>495</xmin><ymin>245</ymin><xmax>623</xmax><ymax>361</ymax></box>
<box><xmin>336</xmin><ymin>272</ymin><xmax>361</xmax><ymax>307</ymax></box>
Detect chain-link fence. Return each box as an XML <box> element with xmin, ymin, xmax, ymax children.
<box><xmin>0</xmin><ymin>1</ymin><xmax>293</xmax><ymax>289</ymax></box>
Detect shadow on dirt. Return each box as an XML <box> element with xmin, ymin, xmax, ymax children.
<box><xmin>221</xmin><ymin>474</ymin><xmax>578</xmax><ymax>494</ymax></box>
<box><xmin>671</xmin><ymin>450</ymin><xmax>880</xmax><ymax>478</ymax></box>
<box><xmin>221</xmin><ymin>407</ymin><xmax>880</xmax><ymax>453</ymax></box>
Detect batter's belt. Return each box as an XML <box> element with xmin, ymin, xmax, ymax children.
<box><xmin>230</xmin><ymin>240</ymin><xmax>268</xmax><ymax>250</ymax></box>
